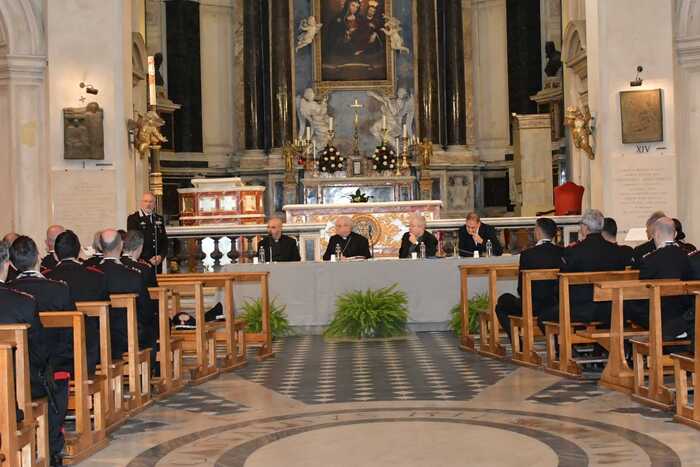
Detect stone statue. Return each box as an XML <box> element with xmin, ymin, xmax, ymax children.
<box><xmin>367</xmin><ymin>88</ymin><xmax>415</xmax><ymax>142</ymax></box>
<box><xmin>296</xmin><ymin>88</ymin><xmax>330</xmax><ymax>147</ymax></box>
<box><xmin>296</xmin><ymin>16</ymin><xmax>322</xmax><ymax>52</ymax></box>
<box><xmin>564</xmin><ymin>105</ymin><xmax>594</xmax><ymax>160</ymax></box>
<box><xmin>135</xmin><ymin>110</ymin><xmax>167</xmax><ymax>158</ymax></box>
<box><xmin>63</xmin><ymin>102</ymin><xmax>104</xmax><ymax>160</ymax></box>
<box><xmin>544</xmin><ymin>41</ymin><xmax>562</xmax><ymax>77</ymax></box>
<box><xmin>381</xmin><ymin>15</ymin><xmax>410</xmax><ymax>54</ymax></box>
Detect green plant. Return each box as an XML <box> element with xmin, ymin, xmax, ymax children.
<box><xmin>449</xmin><ymin>293</ymin><xmax>489</xmax><ymax>336</ymax></box>
<box><xmin>324</xmin><ymin>284</ymin><xmax>408</xmax><ymax>338</ymax></box>
<box><xmin>240</xmin><ymin>297</ymin><xmax>292</xmax><ymax>339</ymax></box>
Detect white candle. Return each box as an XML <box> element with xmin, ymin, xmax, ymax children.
<box><xmin>313</xmin><ymin>141</ymin><xmax>317</xmax><ymax>160</ymax></box>
<box><xmin>329</xmin><ymin>117</ymin><xmax>334</xmax><ymax>132</ymax></box>
<box><xmin>305</xmin><ymin>126</ymin><xmax>311</xmax><ymax>140</ymax></box>
<box><xmin>382</xmin><ymin>115</ymin><xmax>387</xmax><ymax>129</ymax></box>
<box><xmin>353</xmin><ymin>98</ymin><xmax>359</xmax><ymax>106</ymax></box>
<box><xmin>402</xmin><ymin>124</ymin><xmax>408</xmax><ymax>138</ymax></box>
<box><xmin>395</xmin><ymin>137</ymin><xmax>399</xmax><ymax>150</ymax></box>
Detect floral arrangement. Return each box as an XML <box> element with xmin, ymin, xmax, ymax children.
<box><xmin>319</xmin><ymin>145</ymin><xmax>345</xmax><ymax>174</ymax></box>
<box><xmin>370</xmin><ymin>143</ymin><xmax>397</xmax><ymax>172</ymax></box>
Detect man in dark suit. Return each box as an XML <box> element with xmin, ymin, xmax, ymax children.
<box><xmin>562</xmin><ymin>209</ymin><xmax>632</xmax><ymax>325</ymax></box>
<box><xmin>633</xmin><ymin>211</ymin><xmax>666</xmax><ymax>265</ymax></box>
<box><xmin>626</xmin><ymin>217</ymin><xmax>692</xmax><ymax>339</ymax></box>
<box><xmin>323</xmin><ymin>216</ymin><xmax>372</xmax><ymax>260</ymax></box>
<box><xmin>94</xmin><ymin>229</ymin><xmax>155</xmax><ymax>359</ymax></box>
<box><xmin>45</xmin><ymin>230</ymin><xmax>108</xmax><ymax>373</ymax></box>
<box><xmin>257</xmin><ymin>217</ymin><xmax>301</xmax><ymax>262</ymax></box>
<box><xmin>9</xmin><ymin>236</ymin><xmax>75</xmax><ymax>465</ymax></box>
<box><xmin>126</xmin><ymin>192</ymin><xmax>168</xmax><ymax>267</ymax></box>
<box><xmin>495</xmin><ymin>218</ymin><xmax>564</xmax><ymax>342</ymax></box>
<box><xmin>83</xmin><ymin>231</ymin><xmax>104</xmax><ymax>268</ymax></box>
<box><xmin>398</xmin><ymin>214</ymin><xmax>438</xmax><ymax>258</ymax></box>
<box><xmin>602</xmin><ymin>217</ymin><xmax>635</xmax><ymax>265</ymax></box>
<box><xmin>40</xmin><ymin>225</ymin><xmax>65</xmax><ymax>271</ymax></box>
<box><xmin>121</xmin><ymin>230</ymin><xmax>158</xmax><ymax>288</ymax></box>
<box><xmin>458</xmin><ymin>212</ymin><xmax>503</xmax><ymax>257</ymax></box>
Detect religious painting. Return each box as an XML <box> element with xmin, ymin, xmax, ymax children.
<box><xmin>619</xmin><ymin>89</ymin><xmax>663</xmax><ymax>144</ymax></box>
<box><xmin>63</xmin><ymin>102</ymin><xmax>105</xmax><ymax>160</ymax></box>
<box><xmin>313</xmin><ymin>0</ymin><xmax>394</xmax><ymax>93</ymax></box>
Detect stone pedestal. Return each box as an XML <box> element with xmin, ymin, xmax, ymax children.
<box><xmin>419</xmin><ymin>176</ymin><xmax>434</xmax><ymax>201</ymax></box>
<box><xmin>511</xmin><ymin>114</ymin><xmax>554</xmax><ymax>216</ymax></box>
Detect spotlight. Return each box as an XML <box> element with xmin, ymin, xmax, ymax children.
<box><xmin>630</xmin><ymin>66</ymin><xmax>643</xmax><ymax>87</ymax></box>
<box><xmin>80</xmin><ymin>82</ymin><xmax>99</xmax><ymax>95</ymax></box>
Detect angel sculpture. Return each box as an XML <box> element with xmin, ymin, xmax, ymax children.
<box><xmin>367</xmin><ymin>88</ymin><xmax>415</xmax><ymax>143</ymax></box>
<box><xmin>564</xmin><ymin>105</ymin><xmax>594</xmax><ymax>159</ymax></box>
<box><xmin>296</xmin><ymin>16</ymin><xmax>322</xmax><ymax>52</ymax></box>
<box><xmin>135</xmin><ymin>110</ymin><xmax>167</xmax><ymax>158</ymax></box>
<box><xmin>381</xmin><ymin>15</ymin><xmax>410</xmax><ymax>54</ymax></box>
<box><xmin>296</xmin><ymin>88</ymin><xmax>331</xmax><ymax>147</ymax></box>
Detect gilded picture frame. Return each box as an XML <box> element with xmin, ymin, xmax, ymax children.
<box><xmin>313</xmin><ymin>0</ymin><xmax>395</xmax><ymax>95</ymax></box>
<box><xmin>619</xmin><ymin>89</ymin><xmax>664</xmax><ymax>144</ymax></box>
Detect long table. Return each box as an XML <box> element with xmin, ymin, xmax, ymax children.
<box><xmin>222</xmin><ymin>256</ymin><xmax>517</xmax><ymax>334</ymax></box>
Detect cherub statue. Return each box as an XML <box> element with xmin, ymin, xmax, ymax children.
<box><xmin>381</xmin><ymin>15</ymin><xmax>410</xmax><ymax>54</ymax></box>
<box><xmin>296</xmin><ymin>88</ymin><xmax>330</xmax><ymax>147</ymax></box>
<box><xmin>564</xmin><ymin>105</ymin><xmax>594</xmax><ymax>159</ymax></box>
<box><xmin>296</xmin><ymin>16</ymin><xmax>322</xmax><ymax>52</ymax></box>
<box><xmin>367</xmin><ymin>88</ymin><xmax>415</xmax><ymax>142</ymax></box>
<box><xmin>135</xmin><ymin>110</ymin><xmax>167</xmax><ymax>158</ymax></box>
<box><xmin>419</xmin><ymin>138</ymin><xmax>433</xmax><ymax>168</ymax></box>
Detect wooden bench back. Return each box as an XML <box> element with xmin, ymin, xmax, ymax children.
<box><xmin>0</xmin><ymin>343</ymin><xmax>18</xmax><ymax>466</ymax></box>
<box><xmin>0</xmin><ymin>325</ymin><xmax>32</xmax><ymax>419</ymax></box>
<box><xmin>74</xmin><ymin>301</ymin><xmax>112</xmax><ymax>376</ymax></box>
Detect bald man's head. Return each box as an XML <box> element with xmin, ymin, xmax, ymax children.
<box><xmin>2</xmin><ymin>232</ymin><xmax>19</xmax><ymax>244</ymax></box>
<box><xmin>45</xmin><ymin>225</ymin><xmax>65</xmax><ymax>251</ymax></box>
<box><xmin>267</xmin><ymin>217</ymin><xmax>284</xmax><ymax>240</ymax></box>
<box><xmin>141</xmin><ymin>192</ymin><xmax>156</xmax><ymax>214</ymax></box>
<box><xmin>653</xmin><ymin>217</ymin><xmax>676</xmax><ymax>247</ymax></box>
<box><xmin>100</xmin><ymin>229</ymin><xmax>123</xmax><ymax>257</ymax></box>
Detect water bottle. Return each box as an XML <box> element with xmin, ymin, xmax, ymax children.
<box><xmin>419</xmin><ymin>242</ymin><xmax>426</xmax><ymax>259</ymax></box>
<box><xmin>485</xmin><ymin>240</ymin><xmax>493</xmax><ymax>258</ymax></box>
<box><xmin>335</xmin><ymin>244</ymin><xmax>342</xmax><ymax>262</ymax></box>
<box><xmin>258</xmin><ymin>246</ymin><xmax>266</xmax><ymax>264</ymax></box>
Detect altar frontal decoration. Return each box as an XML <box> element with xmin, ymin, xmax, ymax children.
<box><xmin>319</xmin><ymin>145</ymin><xmax>345</xmax><ymax>173</ymax></box>
<box><xmin>371</xmin><ymin>143</ymin><xmax>397</xmax><ymax>173</ymax></box>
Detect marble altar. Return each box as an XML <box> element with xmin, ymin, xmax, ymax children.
<box><xmin>302</xmin><ymin>175</ymin><xmax>416</xmax><ymax>205</ymax></box>
<box><xmin>284</xmin><ymin>200</ymin><xmax>442</xmax><ymax>257</ymax></box>
<box><xmin>178</xmin><ymin>178</ymin><xmax>265</xmax><ymax>225</ymax></box>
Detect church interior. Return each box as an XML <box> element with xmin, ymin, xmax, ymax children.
<box><xmin>3</xmin><ymin>0</ymin><xmax>700</xmax><ymax>466</ymax></box>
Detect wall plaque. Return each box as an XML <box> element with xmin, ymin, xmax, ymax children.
<box><xmin>63</xmin><ymin>102</ymin><xmax>105</xmax><ymax>160</ymax></box>
<box><xmin>619</xmin><ymin>89</ymin><xmax>663</xmax><ymax>144</ymax></box>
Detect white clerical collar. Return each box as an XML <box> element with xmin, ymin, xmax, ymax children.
<box><xmin>140</xmin><ymin>209</ymin><xmax>153</xmax><ymax>217</ymax></box>
<box><xmin>57</xmin><ymin>258</ymin><xmax>80</xmax><ymax>265</ymax></box>
<box><xmin>536</xmin><ymin>239</ymin><xmax>553</xmax><ymax>246</ymax></box>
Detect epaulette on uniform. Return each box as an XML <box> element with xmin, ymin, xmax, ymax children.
<box><xmin>85</xmin><ymin>266</ymin><xmax>104</xmax><ymax>275</ymax></box>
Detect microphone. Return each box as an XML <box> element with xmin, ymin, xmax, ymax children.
<box><xmin>367</xmin><ymin>224</ymin><xmax>375</xmax><ymax>258</ymax></box>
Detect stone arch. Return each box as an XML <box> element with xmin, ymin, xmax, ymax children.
<box><xmin>0</xmin><ymin>0</ymin><xmax>44</xmax><ymax>57</ymax></box>
<box><xmin>675</xmin><ymin>0</ymin><xmax>700</xmax><ymax>39</ymax></box>
<box><xmin>562</xmin><ymin>20</ymin><xmax>587</xmax><ymax>82</ymax></box>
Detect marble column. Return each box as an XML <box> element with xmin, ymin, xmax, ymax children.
<box><xmin>415</xmin><ymin>0</ymin><xmax>440</xmax><ymax>144</ymax></box>
<box><xmin>441</xmin><ymin>0</ymin><xmax>467</xmax><ymax>148</ymax></box>
<box><xmin>270</xmin><ymin>0</ymin><xmax>293</xmax><ymax>148</ymax></box>
<box><xmin>243</xmin><ymin>0</ymin><xmax>268</xmax><ymax>151</ymax></box>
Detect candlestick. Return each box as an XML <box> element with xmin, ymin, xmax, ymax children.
<box><xmin>313</xmin><ymin>141</ymin><xmax>317</xmax><ymax>160</ymax></box>
<box><xmin>329</xmin><ymin>117</ymin><xmax>334</xmax><ymax>132</ymax></box>
<box><xmin>305</xmin><ymin>126</ymin><xmax>311</xmax><ymax>141</ymax></box>
<box><xmin>402</xmin><ymin>124</ymin><xmax>408</xmax><ymax>138</ymax></box>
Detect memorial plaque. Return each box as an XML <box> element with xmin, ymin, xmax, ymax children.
<box><xmin>619</xmin><ymin>89</ymin><xmax>663</xmax><ymax>144</ymax></box>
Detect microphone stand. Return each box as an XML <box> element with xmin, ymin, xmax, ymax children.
<box><xmin>368</xmin><ymin>225</ymin><xmax>374</xmax><ymax>258</ymax></box>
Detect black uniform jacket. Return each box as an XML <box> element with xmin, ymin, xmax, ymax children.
<box><xmin>127</xmin><ymin>210</ymin><xmax>169</xmax><ymax>262</ymax></box>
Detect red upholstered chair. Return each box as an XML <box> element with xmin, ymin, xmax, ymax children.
<box><xmin>536</xmin><ymin>181</ymin><xmax>584</xmax><ymax>216</ymax></box>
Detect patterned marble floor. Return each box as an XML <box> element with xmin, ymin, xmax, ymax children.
<box><xmin>78</xmin><ymin>332</ymin><xmax>700</xmax><ymax>466</ymax></box>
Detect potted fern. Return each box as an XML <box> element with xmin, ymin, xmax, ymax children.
<box><xmin>240</xmin><ymin>297</ymin><xmax>292</xmax><ymax>339</ymax></box>
<box><xmin>324</xmin><ymin>284</ymin><xmax>408</xmax><ymax>340</ymax></box>
<box><xmin>449</xmin><ymin>293</ymin><xmax>489</xmax><ymax>336</ymax></box>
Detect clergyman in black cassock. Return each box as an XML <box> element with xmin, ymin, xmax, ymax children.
<box><xmin>398</xmin><ymin>214</ymin><xmax>438</xmax><ymax>258</ymax></box>
<box><xmin>458</xmin><ymin>212</ymin><xmax>503</xmax><ymax>256</ymax></box>
<box><xmin>257</xmin><ymin>217</ymin><xmax>301</xmax><ymax>262</ymax></box>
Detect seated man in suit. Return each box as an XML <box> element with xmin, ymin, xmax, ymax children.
<box><xmin>40</xmin><ymin>224</ymin><xmax>65</xmax><ymax>271</ymax></box>
<box><xmin>398</xmin><ymin>214</ymin><xmax>438</xmax><ymax>258</ymax></box>
<box><xmin>83</xmin><ymin>231</ymin><xmax>104</xmax><ymax>268</ymax></box>
<box><xmin>94</xmin><ymin>229</ymin><xmax>155</xmax><ymax>359</ymax></box>
<box><xmin>626</xmin><ymin>217</ymin><xmax>692</xmax><ymax>339</ymax></box>
<box><xmin>258</xmin><ymin>217</ymin><xmax>301</xmax><ymax>262</ymax></box>
<box><xmin>45</xmin><ymin>230</ymin><xmax>108</xmax><ymax>373</ymax></box>
<box><xmin>633</xmin><ymin>211</ymin><xmax>666</xmax><ymax>265</ymax></box>
<box><xmin>458</xmin><ymin>212</ymin><xmax>503</xmax><ymax>257</ymax></box>
<box><xmin>9</xmin><ymin>235</ymin><xmax>75</xmax><ymax>465</ymax></box>
<box><xmin>495</xmin><ymin>218</ymin><xmax>563</xmax><ymax>342</ymax></box>
<box><xmin>562</xmin><ymin>209</ymin><xmax>632</xmax><ymax>325</ymax></box>
<box><xmin>323</xmin><ymin>216</ymin><xmax>372</xmax><ymax>260</ymax></box>
<box><xmin>121</xmin><ymin>231</ymin><xmax>158</xmax><ymax>288</ymax></box>
<box><xmin>602</xmin><ymin>217</ymin><xmax>634</xmax><ymax>265</ymax></box>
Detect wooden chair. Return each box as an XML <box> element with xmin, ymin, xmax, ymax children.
<box><xmin>458</xmin><ymin>264</ymin><xmax>519</xmax><ymax>358</ymax></box>
<box><xmin>38</xmin><ymin>312</ymin><xmax>108</xmax><ymax>464</ymax></box>
<box><xmin>544</xmin><ymin>270</ymin><xmax>639</xmax><ymax>378</ymax></box>
<box><xmin>110</xmin><ymin>294</ymin><xmax>152</xmax><ymax>414</ymax></box>
<box><xmin>148</xmin><ymin>287</ymin><xmax>185</xmax><ymax>397</ymax></box>
<box><xmin>74</xmin><ymin>301</ymin><xmax>128</xmax><ymax>432</ymax></box>
<box><xmin>629</xmin><ymin>281</ymin><xmax>700</xmax><ymax>410</ymax></box>
<box><xmin>672</xmin><ymin>292</ymin><xmax>700</xmax><ymax>429</ymax></box>
<box><xmin>509</xmin><ymin>269</ymin><xmax>559</xmax><ymax>367</ymax></box>
<box><xmin>0</xmin><ymin>327</ymin><xmax>49</xmax><ymax>467</ymax></box>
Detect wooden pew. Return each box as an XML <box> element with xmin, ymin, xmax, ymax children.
<box><xmin>109</xmin><ymin>294</ymin><xmax>152</xmax><ymax>414</ymax></box>
<box><xmin>458</xmin><ymin>264</ymin><xmax>519</xmax><ymax>358</ymax></box>
<box><xmin>544</xmin><ymin>270</ymin><xmax>639</xmax><ymax>378</ymax></box>
<box><xmin>509</xmin><ymin>269</ymin><xmax>559</xmax><ymax>367</ymax></box>
<box><xmin>630</xmin><ymin>281</ymin><xmax>700</xmax><ymax>410</ymax></box>
<box><xmin>38</xmin><ymin>312</ymin><xmax>108</xmax><ymax>464</ymax></box>
<box><xmin>159</xmin><ymin>271</ymin><xmax>269</xmax><ymax>362</ymax></box>
<box><xmin>74</xmin><ymin>302</ymin><xmax>128</xmax><ymax>431</ymax></box>
<box><xmin>672</xmin><ymin>292</ymin><xmax>700</xmax><ymax>428</ymax></box>
<box><xmin>147</xmin><ymin>287</ymin><xmax>185</xmax><ymax>398</ymax></box>
<box><xmin>0</xmin><ymin>326</ymin><xmax>49</xmax><ymax>467</ymax></box>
